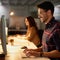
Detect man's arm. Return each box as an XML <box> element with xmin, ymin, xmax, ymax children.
<box><xmin>32</xmin><ymin>46</ymin><xmax>43</xmax><ymax>52</ymax></box>
<box><xmin>23</xmin><ymin>46</ymin><xmax>42</xmax><ymax>54</ymax></box>
<box><xmin>42</xmin><ymin>50</ymin><xmax>60</xmax><ymax>58</ymax></box>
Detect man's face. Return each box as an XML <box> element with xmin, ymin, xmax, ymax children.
<box><xmin>38</xmin><ymin>8</ymin><xmax>48</xmax><ymax>23</ymax></box>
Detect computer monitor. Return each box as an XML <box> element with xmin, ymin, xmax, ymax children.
<box><xmin>0</xmin><ymin>15</ymin><xmax>7</xmax><ymax>55</ymax></box>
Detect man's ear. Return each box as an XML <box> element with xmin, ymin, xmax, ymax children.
<box><xmin>47</xmin><ymin>10</ymin><xmax>51</xmax><ymax>16</ymax></box>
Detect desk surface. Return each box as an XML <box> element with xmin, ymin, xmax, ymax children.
<box><xmin>0</xmin><ymin>45</ymin><xmax>50</xmax><ymax>60</ymax></box>
<box><xmin>5</xmin><ymin>45</ymin><xmax>50</xmax><ymax>60</ymax></box>
<box><xmin>0</xmin><ymin>36</ymin><xmax>50</xmax><ymax>60</ymax></box>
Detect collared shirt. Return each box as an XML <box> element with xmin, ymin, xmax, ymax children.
<box><xmin>42</xmin><ymin>17</ymin><xmax>60</xmax><ymax>60</ymax></box>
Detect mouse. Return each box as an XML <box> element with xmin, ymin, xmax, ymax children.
<box><xmin>21</xmin><ymin>46</ymin><xmax>27</xmax><ymax>49</ymax></box>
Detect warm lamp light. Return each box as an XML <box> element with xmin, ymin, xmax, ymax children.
<box><xmin>10</xmin><ymin>11</ymin><xmax>14</xmax><ymax>16</ymax></box>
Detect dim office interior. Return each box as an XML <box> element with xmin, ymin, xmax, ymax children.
<box><xmin>0</xmin><ymin>0</ymin><xmax>60</xmax><ymax>60</ymax></box>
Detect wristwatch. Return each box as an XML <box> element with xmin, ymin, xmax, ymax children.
<box><xmin>40</xmin><ymin>52</ymin><xmax>43</xmax><ymax>57</ymax></box>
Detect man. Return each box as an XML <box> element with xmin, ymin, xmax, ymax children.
<box><xmin>23</xmin><ymin>1</ymin><xmax>60</xmax><ymax>60</ymax></box>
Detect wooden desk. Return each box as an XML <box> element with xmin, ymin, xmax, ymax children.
<box><xmin>0</xmin><ymin>37</ymin><xmax>50</xmax><ymax>60</ymax></box>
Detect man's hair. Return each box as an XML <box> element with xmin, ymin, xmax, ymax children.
<box><xmin>37</xmin><ymin>1</ymin><xmax>54</xmax><ymax>14</ymax></box>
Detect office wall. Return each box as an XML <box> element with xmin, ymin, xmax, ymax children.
<box><xmin>54</xmin><ymin>6</ymin><xmax>60</xmax><ymax>21</ymax></box>
<box><xmin>0</xmin><ymin>5</ymin><xmax>60</xmax><ymax>33</ymax></box>
<box><xmin>0</xmin><ymin>5</ymin><xmax>9</xmax><ymax>18</ymax></box>
<box><xmin>9</xmin><ymin>16</ymin><xmax>26</xmax><ymax>29</ymax></box>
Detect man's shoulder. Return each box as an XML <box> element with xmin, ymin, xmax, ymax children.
<box><xmin>53</xmin><ymin>19</ymin><xmax>60</xmax><ymax>28</ymax></box>
<box><xmin>56</xmin><ymin>22</ymin><xmax>60</xmax><ymax>28</ymax></box>
<box><xmin>54</xmin><ymin>22</ymin><xmax>60</xmax><ymax>33</ymax></box>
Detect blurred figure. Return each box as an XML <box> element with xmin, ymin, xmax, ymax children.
<box><xmin>23</xmin><ymin>16</ymin><xmax>41</xmax><ymax>47</ymax></box>
<box><xmin>23</xmin><ymin>1</ymin><xmax>60</xmax><ymax>60</ymax></box>
<box><xmin>10</xmin><ymin>39</ymin><xmax>14</xmax><ymax>45</ymax></box>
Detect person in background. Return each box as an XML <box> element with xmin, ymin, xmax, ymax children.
<box><xmin>23</xmin><ymin>1</ymin><xmax>60</xmax><ymax>60</ymax></box>
<box><xmin>23</xmin><ymin>16</ymin><xmax>41</xmax><ymax>47</ymax></box>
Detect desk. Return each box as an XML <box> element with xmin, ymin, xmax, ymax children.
<box><xmin>0</xmin><ymin>36</ymin><xmax>50</xmax><ymax>60</ymax></box>
<box><xmin>5</xmin><ymin>45</ymin><xmax>50</xmax><ymax>60</ymax></box>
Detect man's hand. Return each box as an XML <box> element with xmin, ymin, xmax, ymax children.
<box><xmin>23</xmin><ymin>47</ymin><xmax>43</xmax><ymax>57</ymax></box>
<box><xmin>25</xmin><ymin>51</ymin><xmax>40</xmax><ymax>57</ymax></box>
<box><xmin>23</xmin><ymin>48</ymin><xmax>35</xmax><ymax>53</ymax></box>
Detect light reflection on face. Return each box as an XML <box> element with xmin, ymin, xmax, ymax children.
<box><xmin>25</xmin><ymin>18</ymin><xmax>29</xmax><ymax>26</ymax></box>
<box><xmin>38</xmin><ymin>8</ymin><xmax>48</xmax><ymax>23</ymax></box>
